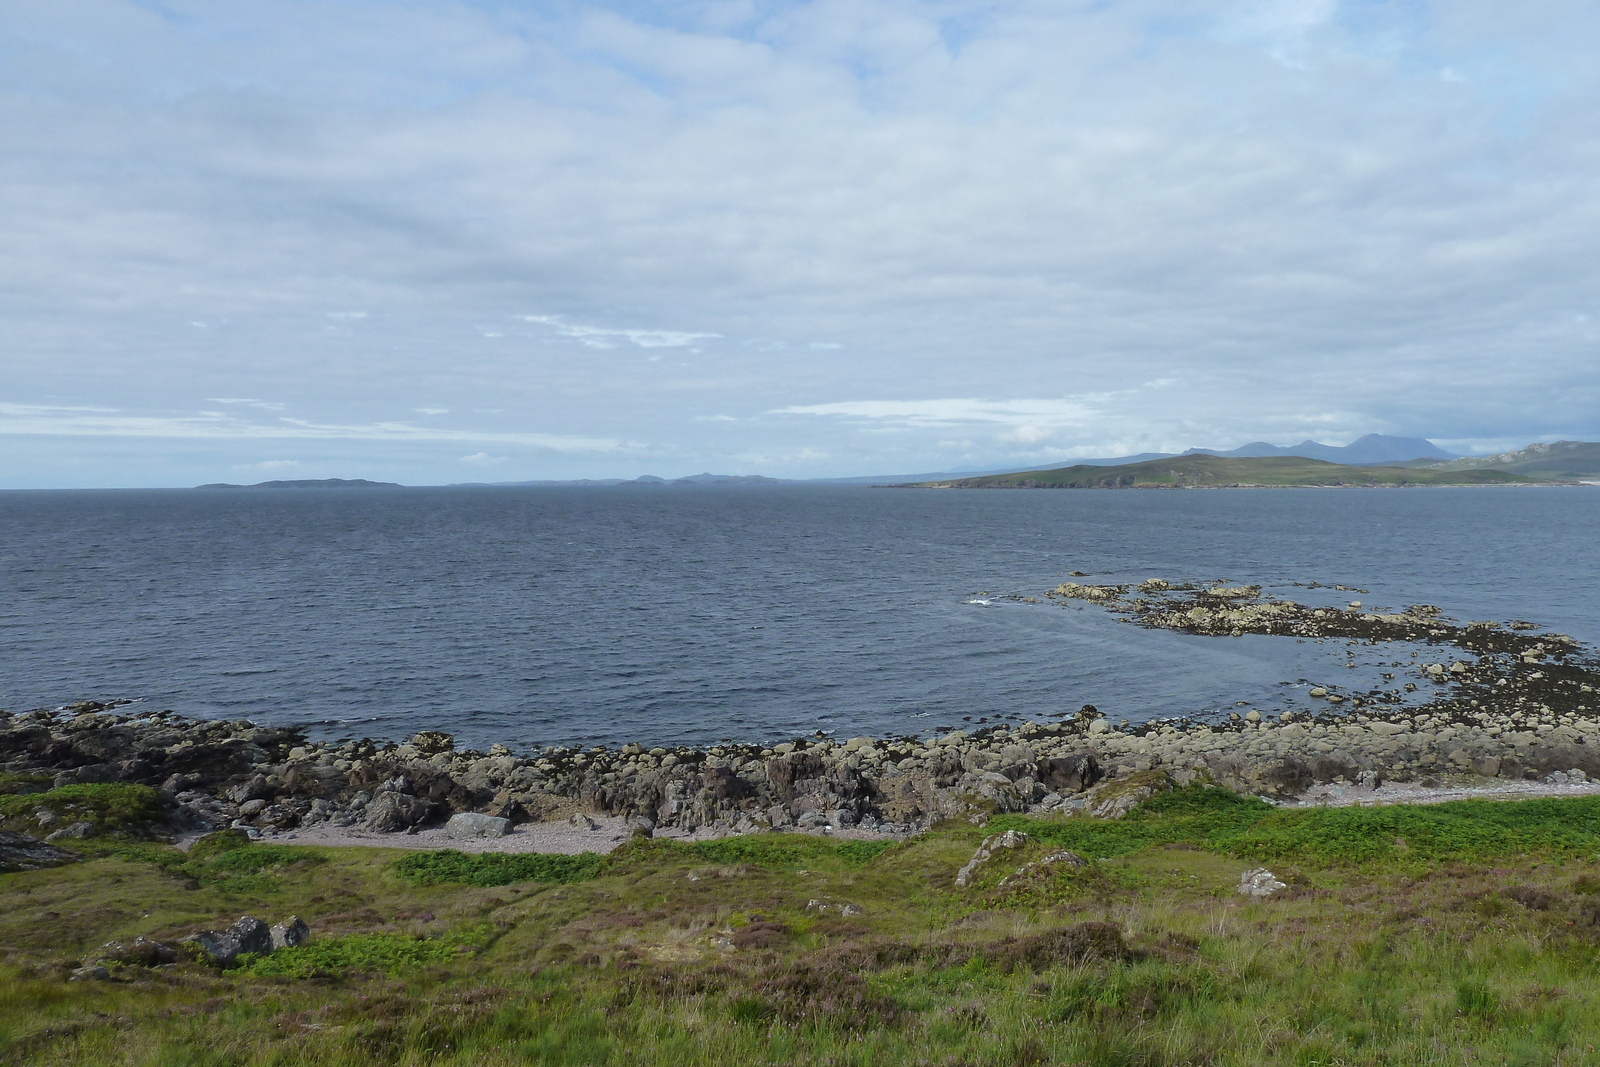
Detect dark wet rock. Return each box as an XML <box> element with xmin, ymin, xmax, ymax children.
<box><xmin>1038</xmin><ymin>754</ymin><xmax>1101</xmax><ymax>793</ymax></box>
<box><xmin>0</xmin><ymin>830</ymin><xmax>79</xmax><ymax>872</ymax></box>
<box><xmin>703</xmin><ymin>765</ymin><xmax>756</xmax><ymax>803</ymax></box>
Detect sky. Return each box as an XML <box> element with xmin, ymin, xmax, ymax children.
<box><xmin>2</xmin><ymin>0</ymin><xmax>1598</xmax><ymax>488</ymax></box>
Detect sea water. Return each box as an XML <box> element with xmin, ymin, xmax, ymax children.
<box><xmin>1</xmin><ymin>485</ymin><xmax>1596</xmax><ymax>748</ymax></box>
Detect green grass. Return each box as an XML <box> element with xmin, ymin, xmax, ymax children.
<box><xmin>71</xmin><ymin>833</ymin><xmax>325</xmax><ymax>890</ymax></box>
<box><xmin>992</xmin><ymin>786</ymin><xmax>1600</xmax><ymax>869</ymax></box>
<box><xmin>990</xmin><ymin>784</ymin><xmax>1274</xmax><ymax>858</ymax></box>
<box><xmin>238</xmin><ymin>927</ymin><xmax>488</xmax><ymax>978</ymax></box>
<box><xmin>394</xmin><ymin>849</ymin><xmax>608</xmax><ymax>887</ymax></box>
<box><xmin>1225</xmin><ymin>795</ymin><xmax>1600</xmax><ymax>866</ymax></box>
<box><xmin>684</xmin><ymin>834</ymin><xmax>897</xmax><ymax>870</ymax></box>
<box><xmin>7</xmin><ymin>793</ymin><xmax>1600</xmax><ymax>1065</ymax></box>
<box><xmin>0</xmin><ymin>782</ymin><xmax>167</xmax><ymax>837</ymax></box>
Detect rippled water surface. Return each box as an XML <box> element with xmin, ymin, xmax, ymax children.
<box><xmin>2</xmin><ymin>485</ymin><xmax>1596</xmax><ymax>747</ymax></box>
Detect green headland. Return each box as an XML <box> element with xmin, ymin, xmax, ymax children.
<box><xmin>904</xmin><ymin>454</ymin><xmax>1548</xmax><ymax>488</ymax></box>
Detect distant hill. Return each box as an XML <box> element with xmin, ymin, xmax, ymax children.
<box><xmin>1420</xmin><ymin>441</ymin><xmax>1600</xmax><ymax>481</ymax></box>
<box><xmin>448</xmin><ymin>473</ymin><xmax>792</xmax><ymax>488</ymax></box>
<box><xmin>1185</xmin><ymin>433</ymin><xmax>1455</xmax><ymax>465</ymax></box>
<box><xmin>670</xmin><ymin>473</ymin><xmax>789</xmax><ymax>485</ymax></box>
<box><xmin>902</xmin><ymin>454</ymin><xmax>1542</xmax><ymax>489</ymax></box>
<box><xmin>967</xmin><ymin>433</ymin><xmax>1456</xmax><ymax>470</ymax></box>
<box><xmin>196</xmin><ymin>478</ymin><xmax>402</xmax><ymax>489</ymax></box>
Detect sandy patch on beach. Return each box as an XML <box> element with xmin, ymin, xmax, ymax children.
<box><xmin>1281</xmin><ymin>776</ymin><xmax>1600</xmax><ymax>808</ymax></box>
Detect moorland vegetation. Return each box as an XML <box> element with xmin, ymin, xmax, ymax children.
<box><xmin>5</xmin><ymin>783</ymin><xmax>1600</xmax><ymax>1065</ymax></box>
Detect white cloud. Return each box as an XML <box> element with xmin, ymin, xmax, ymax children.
<box><xmin>415</xmin><ymin>407</ymin><xmax>450</xmax><ymax>415</ymax></box>
<box><xmin>459</xmin><ymin>451</ymin><xmax>507</xmax><ymax>465</ymax></box>
<box><xmin>771</xmin><ymin>398</ymin><xmax>1101</xmax><ymax>429</ymax></box>
<box><xmin>0</xmin><ymin>403</ymin><xmax>631</xmax><ymax>453</ymax></box>
<box><xmin>520</xmin><ymin>315</ymin><xmax>719</xmax><ymax>350</ymax></box>
<box><xmin>1</xmin><ymin>1</ymin><xmax>1598</xmax><ymax>483</ymax></box>
<box><xmin>209</xmin><ymin>398</ymin><xmax>286</xmax><ymax>411</ymax></box>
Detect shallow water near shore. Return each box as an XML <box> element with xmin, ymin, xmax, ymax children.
<box><xmin>2</xmin><ymin>485</ymin><xmax>1597</xmax><ymax>748</ymax></box>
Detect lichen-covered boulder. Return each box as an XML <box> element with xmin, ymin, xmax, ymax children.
<box><xmin>444</xmin><ymin>812</ymin><xmax>511</xmax><ymax>839</ymax></box>
<box><xmin>182</xmin><ymin>916</ymin><xmax>272</xmax><ymax>966</ymax></box>
<box><xmin>270</xmin><ymin>916</ymin><xmax>310</xmax><ymax>950</ymax></box>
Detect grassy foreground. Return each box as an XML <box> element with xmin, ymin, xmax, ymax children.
<box><xmin>6</xmin><ymin>789</ymin><xmax>1600</xmax><ymax>1065</ymax></box>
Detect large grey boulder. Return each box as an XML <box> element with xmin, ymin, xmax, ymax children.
<box><xmin>270</xmin><ymin>915</ymin><xmax>310</xmax><ymax>950</ymax></box>
<box><xmin>0</xmin><ymin>830</ymin><xmax>79</xmax><ymax>873</ymax></box>
<box><xmin>444</xmin><ymin>812</ymin><xmax>511</xmax><ymax>839</ymax></box>
<box><xmin>363</xmin><ymin>791</ymin><xmax>434</xmax><ymax>831</ymax></box>
<box><xmin>182</xmin><ymin>916</ymin><xmax>272</xmax><ymax>966</ymax></box>
<box><xmin>1038</xmin><ymin>754</ymin><xmax>1101</xmax><ymax>794</ymax></box>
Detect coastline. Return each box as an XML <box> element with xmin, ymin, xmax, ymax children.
<box><xmin>5</xmin><ymin>580</ymin><xmax>1598</xmax><ymax>852</ymax></box>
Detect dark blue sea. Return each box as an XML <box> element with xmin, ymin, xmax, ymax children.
<box><xmin>2</xmin><ymin>485</ymin><xmax>1596</xmax><ymax>749</ymax></box>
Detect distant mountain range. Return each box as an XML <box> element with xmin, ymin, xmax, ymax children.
<box><xmin>192</xmin><ymin>438</ymin><xmax>1600</xmax><ymax>491</ymax></box>
<box><xmin>1064</xmin><ymin>434</ymin><xmax>1456</xmax><ymax>467</ymax></box>
<box><xmin>451</xmin><ymin>472</ymin><xmax>792</xmax><ymax>488</ymax></box>
<box><xmin>905</xmin><ymin>454</ymin><xmax>1542</xmax><ymax>490</ymax></box>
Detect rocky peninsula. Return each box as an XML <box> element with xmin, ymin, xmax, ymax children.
<box><xmin>4</xmin><ymin>580</ymin><xmax>1599</xmax><ymax>855</ymax></box>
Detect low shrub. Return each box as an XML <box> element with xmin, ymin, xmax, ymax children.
<box><xmin>186</xmin><ymin>828</ymin><xmax>253</xmax><ymax>861</ymax></box>
<box><xmin>0</xmin><ymin>783</ymin><xmax>167</xmax><ymax>836</ymax></box>
<box><xmin>686</xmin><ymin>834</ymin><xmax>894</xmax><ymax>871</ymax></box>
<box><xmin>238</xmin><ymin>929</ymin><xmax>485</xmax><ymax>978</ymax></box>
<box><xmin>0</xmin><ymin>771</ymin><xmax>53</xmax><ymax>796</ymax></box>
<box><xmin>393</xmin><ymin>849</ymin><xmax>606</xmax><ymax>887</ymax></box>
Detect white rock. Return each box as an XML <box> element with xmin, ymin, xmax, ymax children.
<box><xmin>1237</xmin><ymin>867</ymin><xmax>1287</xmax><ymax>898</ymax></box>
<box><xmin>955</xmin><ymin>830</ymin><xmax>1029</xmax><ymax>887</ymax></box>
<box><xmin>444</xmin><ymin>812</ymin><xmax>512</xmax><ymax>839</ymax></box>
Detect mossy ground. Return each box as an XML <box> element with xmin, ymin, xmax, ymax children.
<box><xmin>6</xmin><ymin>790</ymin><xmax>1600</xmax><ymax>1065</ymax></box>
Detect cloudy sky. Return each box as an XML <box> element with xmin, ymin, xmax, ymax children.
<box><xmin>2</xmin><ymin>0</ymin><xmax>1597</xmax><ymax>487</ymax></box>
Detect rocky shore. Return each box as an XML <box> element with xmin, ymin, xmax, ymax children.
<box><xmin>4</xmin><ymin>580</ymin><xmax>1599</xmax><ymax>849</ymax></box>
